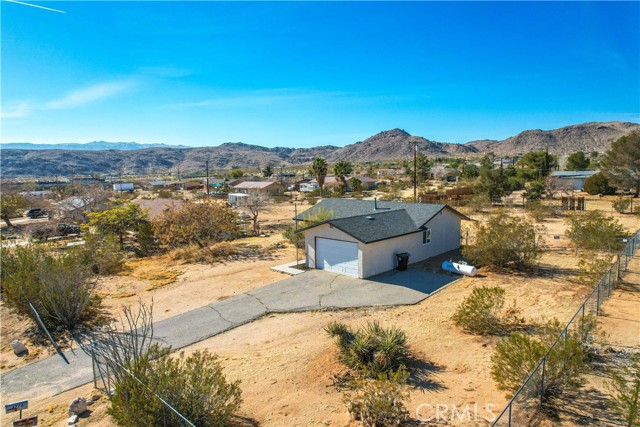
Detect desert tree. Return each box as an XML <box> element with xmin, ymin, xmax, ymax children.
<box><xmin>262</xmin><ymin>164</ymin><xmax>273</xmax><ymax>178</ymax></box>
<box><xmin>309</xmin><ymin>157</ymin><xmax>328</xmax><ymax>196</ymax></box>
<box><xmin>349</xmin><ymin>177</ymin><xmax>364</xmax><ymax>193</ymax></box>
<box><xmin>244</xmin><ymin>190</ymin><xmax>272</xmax><ymax>234</ymax></box>
<box><xmin>152</xmin><ymin>200</ymin><xmax>238</xmax><ymax>248</ymax></box>
<box><xmin>544</xmin><ymin>175</ymin><xmax>572</xmax><ymax>199</ymax></box>
<box><xmin>601</xmin><ymin>131</ymin><xmax>640</xmax><ymax>197</ymax></box>
<box><xmin>0</xmin><ymin>192</ymin><xmax>29</xmax><ymax>226</ymax></box>
<box><xmin>333</xmin><ymin>161</ymin><xmax>353</xmax><ymax>194</ymax></box>
<box><xmin>475</xmin><ymin>154</ymin><xmax>510</xmax><ymax>202</ymax></box>
<box><xmin>566</xmin><ymin>151</ymin><xmax>590</xmax><ymax>171</ymax></box>
<box><xmin>583</xmin><ymin>172</ymin><xmax>617</xmax><ymax>195</ymax></box>
<box><xmin>87</xmin><ymin>202</ymin><xmax>150</xmax><ymax>246</ymax></box>
<box><xmin>516</xmin><ymin>150</ymin><xmax>558</xmax><ymax>180</ymax></box>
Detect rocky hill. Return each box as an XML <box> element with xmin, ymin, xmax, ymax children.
<box><xmin>0</xmin><ymin>141</ymin><xmax>188</xmax><ymax>150</ymax></box>
<box><xmin>464</xmin><ymin>121</ymin><xmax>639</xmax><ymax>155</ymax></box>
<box><xmin>1</xmin><ymin>121</ymin><xmax>637</xmax><ymax>177</ymax></box>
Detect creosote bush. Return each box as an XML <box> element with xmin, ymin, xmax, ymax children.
<box><xmin>491</xmin><ymin>318</ymin><xmax>591</xmax><ymax>402</ymax></box>
<box><xmin>343</xmin><ymin>367</ymin><xmax>410</xmax><ymax>427</ymax></box>
<box><xmin>1</xmin><ymin>245</ymin><xmax>100</xmax><ymax>329</ymax></box>
<box><xmin>462</xmin><ymin>212</ymin><xmax>545</xmax><ymax>270</ymax></box>
<box><xmin>605</xmin><ymin>354</ymin><xmax>640</xmax><ymax>427</ymax></box>
<box><xmin>108</xmin><ymin>346</ymin><xmax>242</xmax><ymax>427</ymax></box>
<box><xmin>452</xmin><ymin>286</ymin><xmax>523</xmax><ymax>335</ymax></box>
<box><xmin>326</xmin><ymin>321</ymin><xmax>409</xmax><ymax>378</ymax></box>
<box><xmin>565</xmin><ymin>210</ymin><xmax>626</xmax><ymax>253</ymax></box>
<box><xmin>577</xmin><ymin>252</ymin><xmax>613</xmax><ymax>286</ymax></box>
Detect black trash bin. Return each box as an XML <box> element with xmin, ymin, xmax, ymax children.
<box><xmin>396</xmin><ymin>252</ymin><xmax>410</xmax><ymax>271</ymax></box>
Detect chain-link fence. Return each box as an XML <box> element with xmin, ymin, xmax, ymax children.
<box><xmin>492</xmin><ymin>230</ymin><xmax>640</xmax><ymax>427</ymax></box>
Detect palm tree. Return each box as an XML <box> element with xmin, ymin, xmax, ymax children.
<box><xmin>333</xmin><ymin>161</ymin><xmax>353</xmax><ymax>194</ymax></box>
<box><xmin>309</xmin><ymin>157</ymin><xmax>328</xmax><ymax>196</ymax></box>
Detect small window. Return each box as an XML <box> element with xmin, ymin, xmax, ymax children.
<box><xmin>422</xmin><ymin>228</ymin><xmax>431</xmax><ymax>245</ymax></box>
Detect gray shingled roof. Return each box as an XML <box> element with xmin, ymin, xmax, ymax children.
<box><xmin>296</xmin><ymin>198</ymin><xmax>469</xmax><ymax>243</ymax></box>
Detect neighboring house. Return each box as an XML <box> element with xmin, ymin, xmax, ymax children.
<box><xmin>232</xmin><ymin>181</ymin><xmax>285</xmax><ymax>195</ymax></box>
<box><xmin>550</xmin><ymin>170</ymin><xmax>599</xmax><ymax>191</ymax></box>
<box><xmin>113</xmin><ymin>182</ymin><xmax>135</xmax><ymax>192</ymax></box>
<box><xmin>55</xmin><ymin>196</ymin><xmax>100</xmax><ymax>222</ymax></box>
<box><xmin>295</xmin><ymin>199</ymin><xmax>470</xmax><ymax>278</ymax></box>
<box><xmin>228</xmin><ymin>193</ymin><xmax>249</xmax><ymax>206</ymax></box>
<box><xmin>133</xmin><ymin>198</ymin><xmax>185</xmax><ymax>220</ymax></box>
<box><xmin>431</xmin><ymin>166</ymin><xmax>460</xmax><ymax>182</ymax></box>
<box><xmin>299</xmin><ymin>182</ymin><xmax>319</xmax><ymax>192</ymax></box>
<box><xmin>309</xmin><ymin>176</ymin><xmax>378</xmax><ymax>191</ymax></box>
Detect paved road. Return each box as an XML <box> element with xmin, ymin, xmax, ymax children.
<box><xmin>1</xmin><ymin>268</ymin><xmax>454</xmax><ymax>399</ymax></box>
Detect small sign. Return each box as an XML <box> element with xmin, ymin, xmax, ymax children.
<box><xmin>554</xmin><ymin>235</ymin><xmax>560</xmax><ymax>240</ymax></box>
<box><xmin>13</xmin><ymin>416</ymin><xmax>37</xmax><ymax>427</ymax></box>
<box><xmin>5</xmin><ymin>400</ymin><xmax>28</xmax><ymax>414</ymax></box>
<box><xmin>623</xmin><ymin>238</ymin><xmax>628</xmax><ymax>243</ymax></box>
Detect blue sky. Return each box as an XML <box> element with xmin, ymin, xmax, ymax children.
<box><xmin>2</xmin><ymin>1</ymin><xmax>639</xmax><ymax>148</ymax></box>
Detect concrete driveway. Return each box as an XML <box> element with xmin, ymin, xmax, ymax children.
<box><xmin>1</xmin><ymin>268</ymin><xmax>457</xmax><ymax>399</ymax></box>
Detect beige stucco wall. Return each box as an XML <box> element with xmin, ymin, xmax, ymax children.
<box><xmin>304</xmin><ymin>209</ymin><xmax>462</xmax><ymax>278</ymax></box>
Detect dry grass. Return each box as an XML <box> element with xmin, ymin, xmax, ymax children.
<box><xmin>120</xmin><ymin>258</ymin><xmax>182</xmax><ymax>291</ymax></box>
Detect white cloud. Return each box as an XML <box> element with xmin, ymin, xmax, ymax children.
<box><xmin>0</xmin><ymin>101</ymin><xmax>32</xmax><ymax>118</ymax></box>
<box><xmin>45</xmin><ymin>80</ymin><xmax>136</xmax><ymax>110</ymax></box>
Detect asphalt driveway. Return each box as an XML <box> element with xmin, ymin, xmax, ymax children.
<box><xmin>1</xmin><ymin>267</ymin><xmax>457</xmax><ymax>399</ymax></box>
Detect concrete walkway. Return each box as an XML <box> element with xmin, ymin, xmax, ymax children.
<box><xmin>1</xmin><ymin>268</ymin><xmax>453</xmax><ymax>399</ymax></box>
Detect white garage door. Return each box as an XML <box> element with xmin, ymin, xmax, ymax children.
<box><xmin>316</xmin><ymin>238</ymin><xmax>359</xmax><ymax>277</ymax></box>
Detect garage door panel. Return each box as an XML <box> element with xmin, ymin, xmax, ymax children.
<box><xmin>316</xmin><ymin>238</ymin><xmax>359</xmax><ymax>277</ymax></box>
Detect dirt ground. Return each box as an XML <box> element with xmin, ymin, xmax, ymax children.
<box><xmin>1</xmin><ymin>194</ymin><xmax>639</xmax><ymax>427</ymax></box>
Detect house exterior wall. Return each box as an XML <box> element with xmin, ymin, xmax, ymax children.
<box><xmin>304</xmin><ymin>209</ymin><xmax>462</xmax><ymax>278</ymax></box>
<box><xmin>305</xmin><ymin>224</ymin><xmax>364</xmax><ymax>277</ymax></box>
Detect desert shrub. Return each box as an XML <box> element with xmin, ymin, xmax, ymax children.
<box><xmin>169</xmin><ymin>242</ymin><xmax>243</xmax><ymax>264</ymax></box>
<box><xmin>605</xmin><ymin>354</ymin><xmax>640</xmax><ymax>427</ymax></box>
<box><xmin>565</xmin><ymin>210</ymin><xmax>626</xmax><ymax>253</ymax></box>
<box><xmin>452</xmin><ymin>286</ymin><xmax>522</xmax><ymax>335</ymax></box>
<box><xmin>613</xmin><ymin>196</ymin><xmax>632</xmax><ymax>214</ymax></box>
<box><xmin>526</xmin><ymin>201</ymin><xmax>556</xmax><ymax>223</ymax></box>
<box><xmin>524</xmin><ymin>180</ymin><xmax>545</xmax><ymax>200</ymax></box>
<box><xmin>577</xmin><ymin>252</ymin><xmax>613</xmax><ymax>286</ymax></box>
<box><xmin>282</xmin><ymin>226</ymin><xmax>304</xmax><ymax>248</ymax></box>
<box><xmin>1</xmin><ymin>245</ymin><xmax>100</xmax><ymax>329</ymax></box>
<box><xmin>462</xmin><ymin>212</ymin><xmax>545</xmax><ymax>270</ymax></box>
<box><xmin>344</xmin><ymin>368</ymin><xmax>410</xmax><ymax>427</ymax></box>
<box><xmin>76</xmin><ymin>232</ymin><xmax>125</xmax><ymax>275</ymax></box>
<box><xmin>109</xmin><ymin>347</ymin><xmax>242</xmax><ymax>427</ymax></box>
<box><xmin>491</xmin><ymin>319</ymin><xmax>589</xmax><ymax>401</ymax></box>
<box><xmin>326</xmin><ymin>321</ymin><xmax>409</xmax><ymax>378</ymax></box>
<box><xmin>469</xmin><ymin>194</ymin><xmax>492</xmax><ymax>212</ymax></box>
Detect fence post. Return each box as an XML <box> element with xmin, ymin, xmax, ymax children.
<box><xmin>91</xmin><ymin>347</ymin><xmax>97</xmax><ymax>389</ymax></box>
<box><xmin>540</xmin><ymin>357</ymin><xmax>546</xmax><ymax>406</ymax></box>
<box><xmin>508</xmin><ymin>403</ymin><xmax>512</xmax><ymax>427</ymax></box>
<box><xmin>596</xmin><ymin>283</ymin><xmax>601</xmax><ymax>316</ymax></box>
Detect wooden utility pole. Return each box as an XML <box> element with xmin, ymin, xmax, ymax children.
<box><xmin>205</xmin><ymin>160</ymin><xmax>210</xmax><ymax>196</ymax></box>
<box><xmin>412</xmin><ymin>141</ymin><xmax>418</xmax><ymax>203</ymax></box>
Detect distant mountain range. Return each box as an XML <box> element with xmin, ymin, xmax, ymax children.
<box><xmin>0</xmin><ymin>141</ymin><xmax>189</xmax><ymax>150</ymax></box>
<box><xmin>1</xmin><ymin>121</ymin><xmax>638</xmax><ymax>177</ymax></box>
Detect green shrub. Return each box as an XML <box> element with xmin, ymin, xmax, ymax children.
<box><xmin>577</xmin><ymin>252</ymin><xmax>613</xmax><ymax>286</ymax></box>
<box><xmin>565</xmin><ymin>210</ymin><xmax>626</xmax><ymax>253</ymax></box>
<box><xmin>109</xmin><ymin>346</ymin><xmax>242</xmax><ymax>427</ymax></box>
<box><xmin>463</xmin><ymin>212</ymin><xmax>545</xmax><ymax>270</ymax></box>
<box><xmin>605</xmin><ymin>354</ymin><xmax>640</xmax><ymax>427</ymax></box>
<box><xmin>282</xmin><ymin>226</ymin><xmax>304</xmax><ymax>248</ymax></box>
<box><xmin>343</xmin><ymin>368</ymin><xmax>410</xmax><ymax>427</ymax></box>
<box><xmin>491</xmin><ymin>319</ymin><xmax>589</xmax><ymax>401</ymax></box>
<box><xmin>452</xmin><ymin>286</ymin><xmax>522</xmax><ymax>335</ymax></box>
<box><xmin>1</xmin><ymin>245</ymin><xmax>100</xmax><ymax>329</ymax></box>
<box><xmin>613</xmin><ymin>196</ymin><xmax>632</xmax><ymax>214</ymax></box>
<box><xmin>77</xmin><ymin>232</ymin><xmax>125</xmax><ymax>275</ymax></box>
<box><xmin>326</xmin><ymin>321</ymin><xmax>409</xmax><ymax>378</ymax></box>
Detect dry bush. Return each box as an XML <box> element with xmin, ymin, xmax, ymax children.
<box><xmin>577</xmin><ymin>252</ymin><xmax>613</xmax><ymax>286</ymax></box>
<box><xmin>344</xmin><ymin>368</ymin><xmax>410</xmax><ymax>427</ymax></box>
<box><xmin>168</xmin><ymin>242</ymin><xmax>243</xmax><ymax>264</ymax></box>
<box><xmin>605</xmin><ymin>354</ymin><xmax>640</xmax><ymax>427</ymax></box>
<box><xmin>452</xmin><ymin>286</ymin><xmax>523</xmax><ymax>335</ymax></box>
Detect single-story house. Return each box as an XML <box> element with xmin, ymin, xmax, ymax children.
<box><xmin>550</xmin><ymin>170</ymin><xmax>599</xmax><ymax>191</ymax></box>
<box><xmin>309</xmin><ymin>175</ymin><xmax>378</xmax><ymax>191</ymax></box>
<box><xmin>231</xmin><ymin>181</ymin><xmax>285</xmax><ymax>195</ymax></box>
<box><xmin>133</xmin><ymin>198</ymin><xmax>185</xmax><ymax>220</ymax></box>
<box><xmin>295</xmin><ymin>199</ymin><xmax>470</xmax><ymax>278</ymax></box>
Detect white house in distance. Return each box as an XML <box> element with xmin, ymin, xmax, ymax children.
<box><xmin>550</xmin><ymin>170</ymin><xmax>599</xmax><ymax>191</ymax></box>
<box><xmin>295</xmin><ymin>199</ymin><xmax>470</xmax><ymax>278</ymax></box>
<box><xmin>231</xmin><ymin>180</ymin><xmax>285</xmax><ymax>195</ymax></box>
